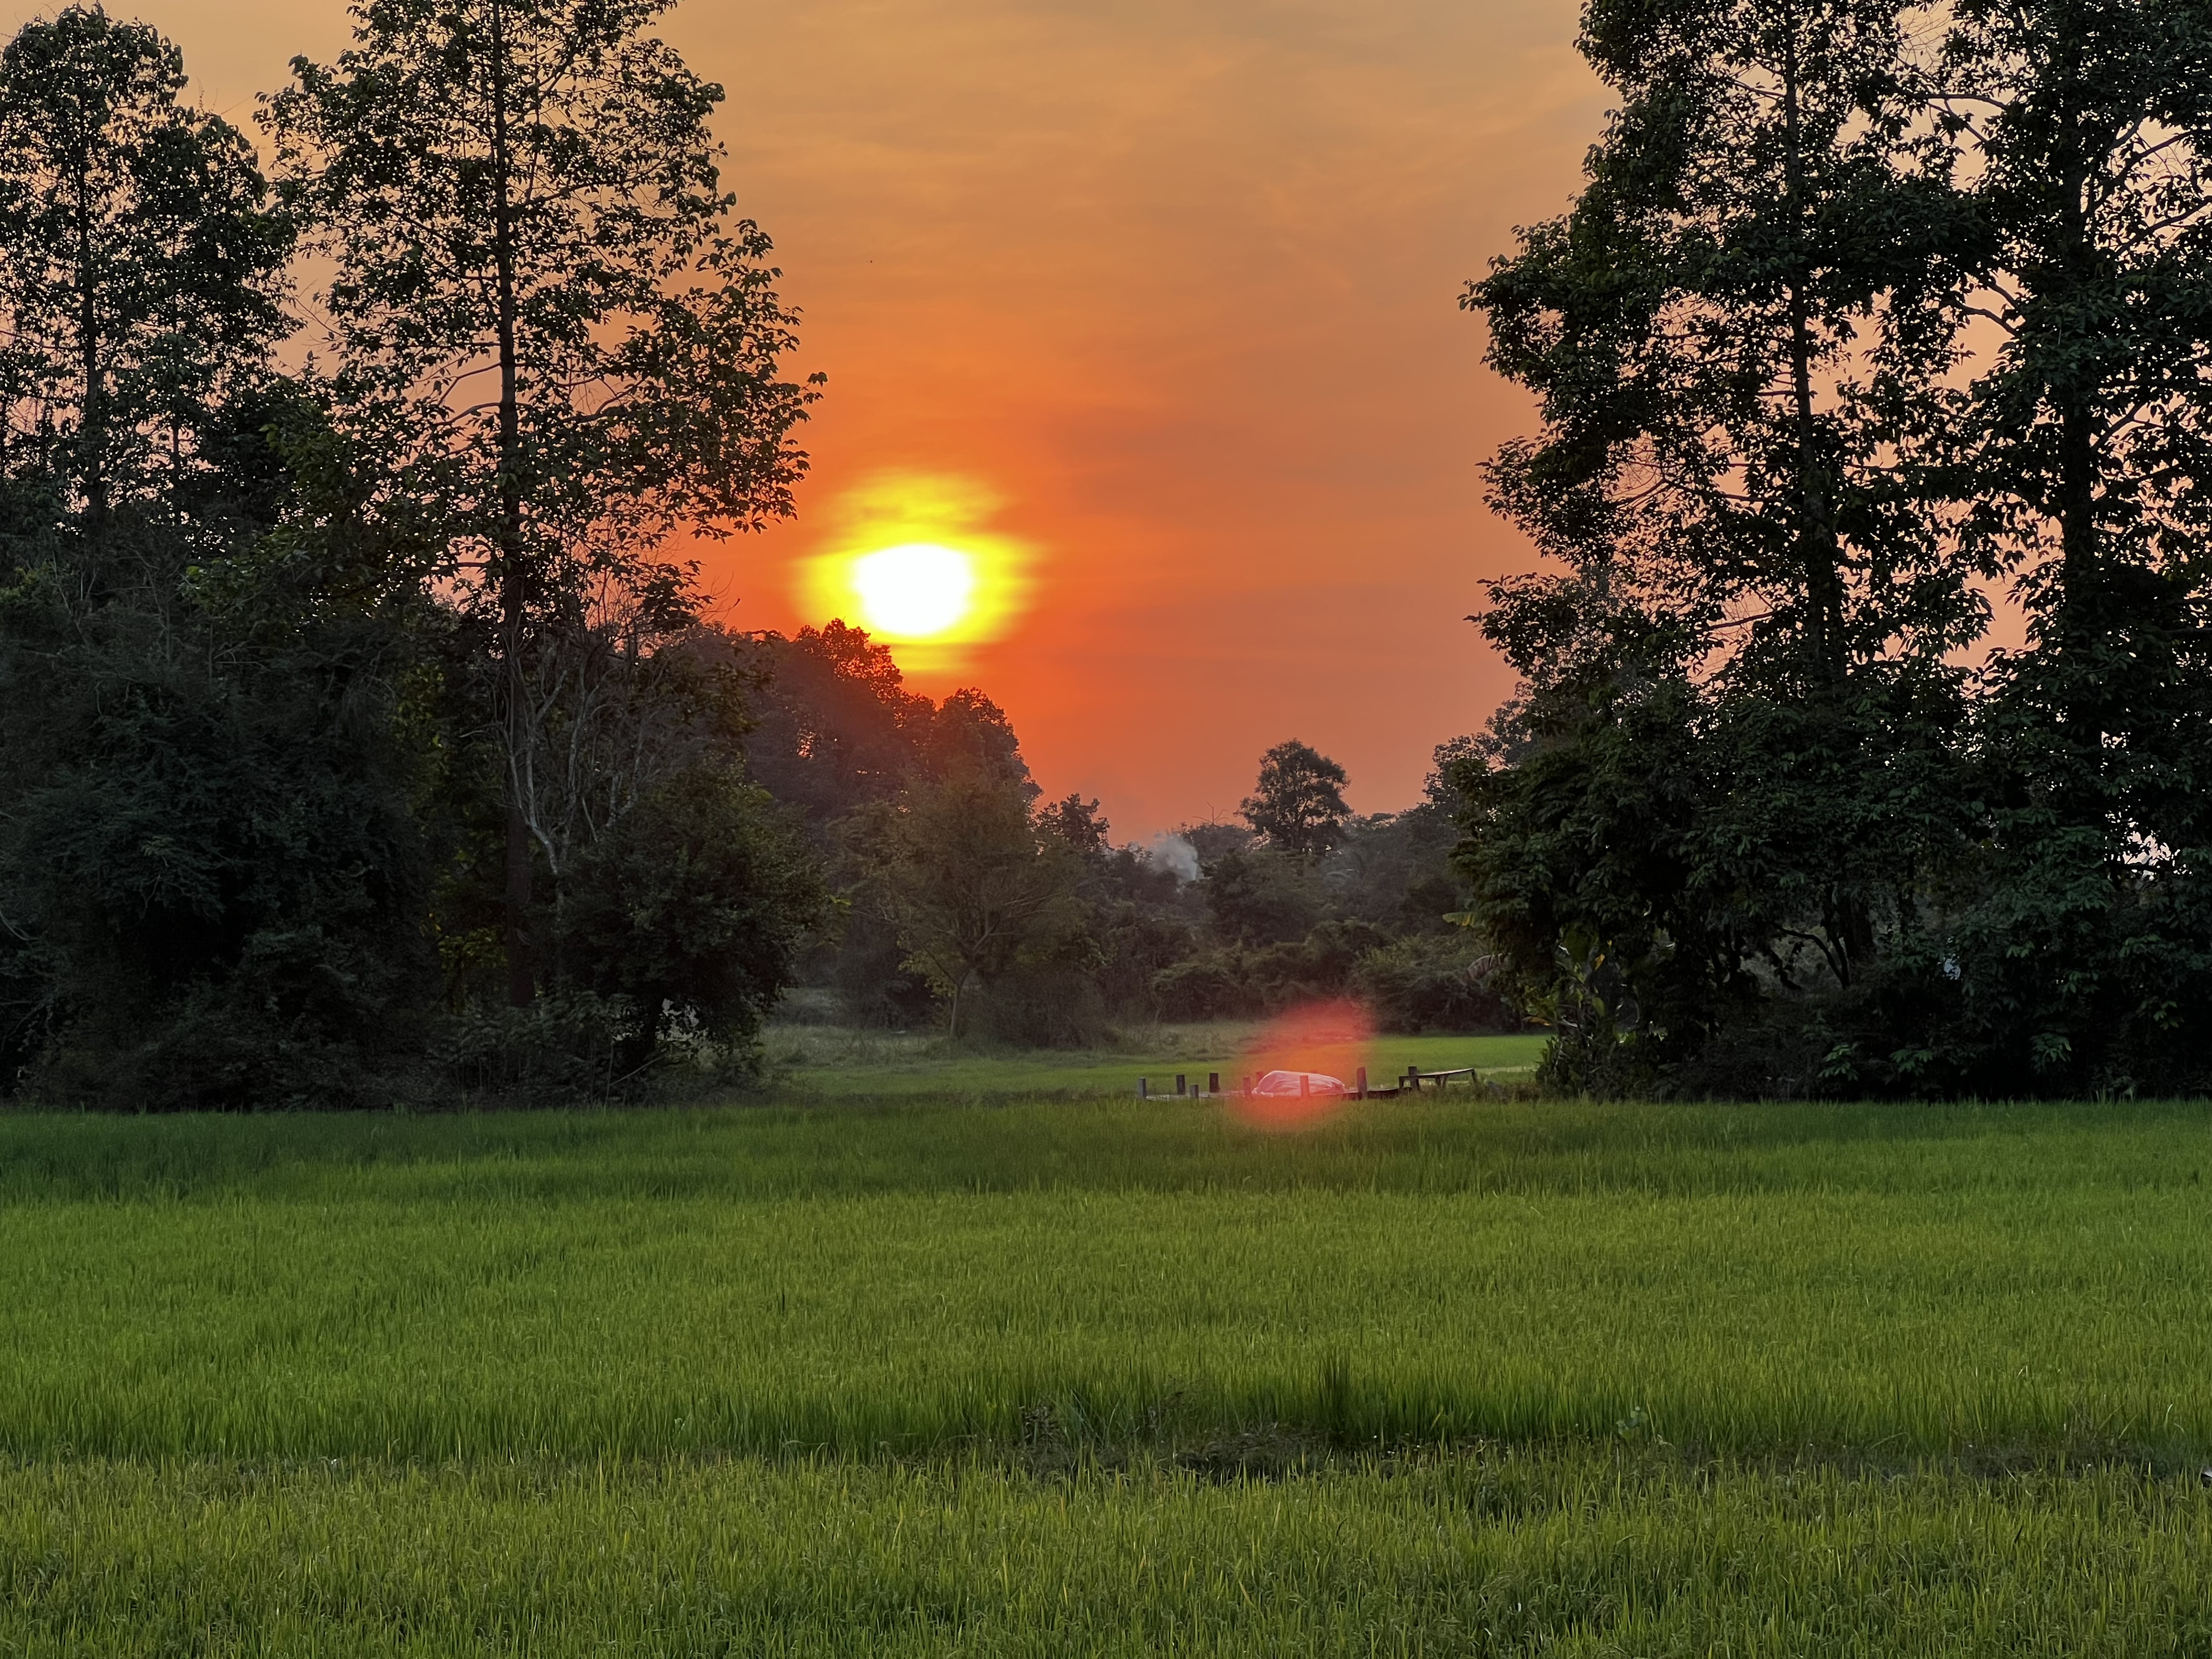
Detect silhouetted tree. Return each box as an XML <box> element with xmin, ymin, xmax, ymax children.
<box><xmin>1457</xmin><ymin>0</ymin><xmax>1978</xmax><ymax>1091</ymax></box>
<box><xmin>846</xmin><ymin>768</ymin><xmax>1086</xmax><ymax>1039</ymax></box>
<box><xmin>1240</xmin><ymin>739</ymin><xmax>1352</xmax><ymax>857</ymax></box>
<box><xmin>558</xmin><ymin>765</ymin><xmax>827</xmax><ymax>1071</ymax></box>
<box><xmin>0</xmin><ymin>13</ymin><xmax>442</xmax><ymax>1105</ymax></box>
<box><xmin>1914</xmin><ymin>0</ymin><xmax>2212</xmax><ymax>1094</ymax></box>
<box><xmin>267</xmin><ymin>0</ymin><xmax>820</xmax><ymax>1005</ymax></box>
<box><xmin>740</xmin><ymin>620</ymin><xmax>935</xmax><ymax>835</ymax></box>
<box><xmin>0</xmin><ymin>4</ymin><xmax>291</xmax><ymax>521</ymax></box>
<box><xmin>1037</xmin><ymin>793</ymin><xmax>1111</xmax><ymax>856</ymax></box>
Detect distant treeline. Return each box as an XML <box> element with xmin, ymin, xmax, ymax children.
<box><xmin>0</xmin><ymin>1</ymin><xmax>1496</xmax><ymax>1109</ymax></box>
<box><xmin>747</xmin><ymin>621</ymin><xmax>1498</xmax><ymax>1045</ymax></box>
<box><xmin>1452</xmin><ymin>0</ymin><xmax>2212</xmax><ymax>1097</ymax></box>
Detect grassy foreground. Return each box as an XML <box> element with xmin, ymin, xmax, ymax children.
<box><xmin>5</xmin><ymin>1089</ymin><xmax>2212</xmax><ymax>1652</ymax></box>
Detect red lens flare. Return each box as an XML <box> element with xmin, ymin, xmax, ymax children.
<box><xmin>1229</xmin><ymin>998</ymin><xmax>1376</xmax><ymax>1131</ymax></box>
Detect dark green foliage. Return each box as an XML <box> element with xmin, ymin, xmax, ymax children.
<box><xmin>1348</xmin><ymin>935</ymin><xmax>1512</xmax><ymax>1035</ymax></box>
<box><xmin>740</xmin><ymin>622</ymin><xmax>935</xmax><ymax>836</ymax></box>
<box><xmin>267</xmin><ymin>0</ymin><xmax>821</xmax><ymax>1002</ymax></box>
<box><xmin>743</xmin><ymin>617</ymin><xmax>1221</xmax><ymax>1046</ymax></box>
<box><xmin>0</xmin><ymin>474</ymin><xmax>440</xmax><ymax>1109</ymax></box>
<box><xmin>0</xmin><ymin>5</ymin><xmax>293</xmax><ymax>519</ymax></box>
<box><xmin>0</xmin><ymin>7</ymin><xmax>828</xmax><ymax>1107</ymax></box>
<box><xmin>1152</xmin><ymin>922</ymin><xmax>1395</xmax><ymax>1022</ymax></box>
<box><xmin>839</xmin><ymin>763</ymin><xmax>1089</xmax><ymax>1041</ymax></box>
<box><xmin>1457</xmin><ymin>0</ymin><xmax>2212</xmax><ymax>1098</ymax></box>
<box><xmin>1202</xmin><ymin>847</ymin><xmax>1329</xmax><ymax>946</ymax></box>
<box><xmin>558</xmin><ymin>767</ymin><xmax>828</xmax><ymax>1071</ymax></box>
<box><xmin>0</xmin><ymin>12</ymin><xmax>432</xmax><ymax>1108</ymax></box>
<box><xmin>1324</xmin><ymin>803</ymin><xmax>1464</xmax><ymax>936</ymax></box>
<box><xmin>1115</xmin><ymin>742</ymin><xmax>1483</xmax><ymax>1029</ymax></box>
<box><xmin>1240</xmin><ymin>739</ymin><xmax>1352</xmax><ymax>856</ymax></box>
<box><xmin>1914</xmin><ymin>0</ymin><xmax>2212</xmax><ymax>1097</ymax></box>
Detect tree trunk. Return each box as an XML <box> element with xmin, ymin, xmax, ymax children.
<box><xmin>1781</xmin><ymin>20</ymin><xmax>1869</xmax><ymax>983</ymax></box>
<box><xmin>73</xmin><ymin>151</ymin><xmax>105</xmax><ymax>525</ymax></box>
<box><xmin>490</xmin><ymin>0</ymin><xmax>534</xmax><ymax>1007</ymax></box>
<box><xmin>1781</xmin><ymin>22</ymin><xmax>1845</xmax><ymax>695</ymax></box>
<box><xmin>2052</xmin><ymin>118</ymin><xmax>2100</xmax><ymax>661</ymax></box>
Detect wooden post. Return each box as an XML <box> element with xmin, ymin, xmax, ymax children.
<box><xmin>1207</xmin><ymin>1072</ymin><xmax>1220</xmax><ymax>1095</ymax></box>
<box><xmin>1405</xmin><ymin>1066</ymin><xmax>1419</xmax><ymax>1093</ymax></box>
<box><xmin>1356</xmin><ymin>1067</ymin><xmax>1367</xmax><ymax>1099</ymax></box>
<box><xmin>1299</xmin><ymin>1073</ymin><xmax>1310</xmax><ymax>1098</ymax></box>
<box><xmin>1240</xmin><ymin>1074</ymin><xmax>1251</xmax><ymax>1095</ymax></box>
<box><xmin>1175</xmin><ymin>1073</ymin><xmax>1187</xmax><ymax>1097</ymax></box>
<box><xmin>1138</xmin><ymin>1077</ymin><xmax>1149</xmax><ymax>1099</ymax></box>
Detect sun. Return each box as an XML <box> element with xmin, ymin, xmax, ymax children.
<box><xmin>796</xmin><ymin>470</ymin><xmax>1034</xmax><ymax>676</ymax></box>
<box><xmin>851</xmin><ymin>542</ymin><xmax>977</xmax><ymax>639</ymax></box>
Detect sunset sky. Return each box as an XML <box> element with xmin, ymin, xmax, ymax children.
<box><xmin>46</xmin><ymin>0</ymin><xmax>1608</xmax><ymax>837</ymax></box>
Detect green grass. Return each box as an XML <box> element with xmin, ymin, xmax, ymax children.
<box><xmin>757</xmin><ymin>1021</ymin><xmax>1548</xmax><ymax>1098</ymax></box>
<box><xmin>6</xmin><ymin>1088</ymin><xmax>2212</xmax><ymax>1651</ymax></box>
<box><xmin>9</xmin><ymin>1451</ymin><xmax>2212</xmax><ymax>1655</ymax></box>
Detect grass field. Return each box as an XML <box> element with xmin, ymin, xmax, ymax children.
<box><xmin>6</xmin><ymin>1052</ymin><xmax>2212</xmax><ymax>1652</ymax></box>
<box><xmin>758</xmin><ymin>1020</ymin><xmax>1548</xmax><ymax>1098</ymax></box>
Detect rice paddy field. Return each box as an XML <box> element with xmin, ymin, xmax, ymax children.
<box><xmin>7</xmin><ymin>1040</ymin><xmax>2212</xmax><ymax>1653</ymax></box>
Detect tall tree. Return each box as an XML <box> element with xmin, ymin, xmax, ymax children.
<box><xmin>0</xmin><ymin>4</ymin><xmax>290</xmax><ymax>524</ymax></box>
<box><xmin>1939</xmin><ymin>0</ymin><xmax>2212</xmax><ymax>656</ymax></box>
<box><xmin>266</xmin><ymin>0</ymin><xmax>821</xmax><ymax>1005</ymax></box>
<box><xmin>1456</xmin><ymin>0</ymin><xmax>1984</xmax><ymax>1091</ymax></box>
<box><xmin>1472</xmin><ymin>0</ymin><xmax>1969</xmax><ymax>708</ymax></box>
<box><xmin>1241</xmin><ymin>739</ymin><xmax>1352</xmax><ymax>857</ymax></box>
<box><xmin>1923</xmin><ymin>0</ymin><xmax>2212</xmax><ymax>1092</ymax></box>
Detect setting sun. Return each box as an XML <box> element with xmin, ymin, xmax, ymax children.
<box><xmin>797</xmin><ymin>470</ymin><xmax>1032</xmax><ymax>676</ymax></box>
<box><xmin>851</xmin><ymin>542</ymin><xmax>977</xmax><ymax>638</ymax></box>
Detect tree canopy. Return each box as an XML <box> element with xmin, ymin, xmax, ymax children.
<box><xmin>1457</xmin><ymin>0</ymin><xmax>2212</xmax><ymax>1098</ymax></box>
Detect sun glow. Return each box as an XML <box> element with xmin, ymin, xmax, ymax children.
<box><xmin>851</xmin><ymin>542</ymin><xmax>977</xmax><ymax>638</ymax></box>
<box><xmin>798</xmin><ymin>471</ymin><xmax>1032</xmax><ymax>675</ymax></box>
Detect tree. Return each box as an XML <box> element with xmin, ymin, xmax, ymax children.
<box><xmin>0</xmin><ymin>380</ymin><xmax>445</xmax><ymax>1106</ymax></box>
<box><xmin>1473</xmin><ymin>0</ymin><xmax>1973</xmax><ymax>702</ymax></box>
<box><xmin>0</xmin><ymin>13</ymin><xmax>439</xmax><ymax>1106</ymax></box>
<box><xmin>740</xmin><ymin>620</ymin><xmax>936</xmax><ymax>837</ymax></box>
<box><xmin>0</xmin><ymin>4</ymin><xmax>291</xmax><ymax>522</ymax></box>
<box><xmin>266</xmin><ymin>0</ymin><xmax>821</xmax><ymax>1005</ymax></box>
<box><xmin>1916</xmin><ymin>0</ymin><xmax>2212</xmax><ymax>1093</ymax></box>
<box><xmin>1938</xmin><ymin>0</ymin><xmax>2212</xmax><ymax>657</ymax></box>
<box><xmin>848</xmin><ymin>768</ymin><xmax>1085</xmax><ymax>1039</ymax></box>
<box><xmin>1455</xmin><ymin>0</ymin><xmax>1984</xmax><ymax>1089</ymax></box>
<box><xmin>1201</xmin><ymin>846</ymin><xmax>1329</xmax><ymax>946</ymax></box>
<box><xmin>1240</xmin><ymin>740</ymin><xmax>1352</xmax><ymax>856</ymax></box>
<box><xmin>558</xmin><ymin>765</ymin><xmax>826</xmax><ymax>1071</ymax></box>
<box><xmin>1037</xmin><ymin>792</ymin><xmax>1110</xmax><ymax>857</ymax></box>
<box><xmin>924</xmin><ymin>687</ymin><xmax>1036</xmax><ymax>794</ymax></box>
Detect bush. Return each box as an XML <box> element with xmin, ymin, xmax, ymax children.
<box><xmin>427</xmin><ymin>989</ymin><xmax>643</xmax><ymax>1100</ymax></box>
<box><xmin>1349</xmin><ymin>935</ymin><xmax>1515</xmax><ymax>1035</ymax></box>
<box><xmin>963</xmin><ymin>967</ymin><xmax>1112</xmax><ymax>1048</ymax></box>
<box><xmin>555</xmin><ymin>766</ymin><xmax>828</xmax><ymax>1071</ymax></box>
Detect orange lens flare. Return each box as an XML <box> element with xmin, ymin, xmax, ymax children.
<box><xmin>1229</xmin><ymin>998</ymin><xmax>1376</xmax><ymax>1131</ymax></box>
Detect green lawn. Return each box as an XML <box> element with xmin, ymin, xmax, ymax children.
<box><xmin>759</xmin><ymin>1020</ymin><xmax>1548</xmax><ymax>1098</ymax></box>
<box><xmin>4</xmin><ymin>1092</ymin><xmax>2212</xmax><ymax>1652</ymax></box>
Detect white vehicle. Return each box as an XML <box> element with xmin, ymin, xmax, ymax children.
<box><xmin>1249</xmin><ymin>1069</ymin><xmax>1347</xmax><ymax>1097</ymax></box>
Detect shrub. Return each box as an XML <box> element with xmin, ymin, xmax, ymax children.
<box><xmin>1349</xmin><ymin>935</ymin><xmax>1514</xmax><ymax>1035</ymax></box>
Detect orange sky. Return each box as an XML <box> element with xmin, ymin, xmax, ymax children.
<box><xmin>28</xmin><ymin>0</ymin><xmax>1607</xmax><ymax>837</ymax></box>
